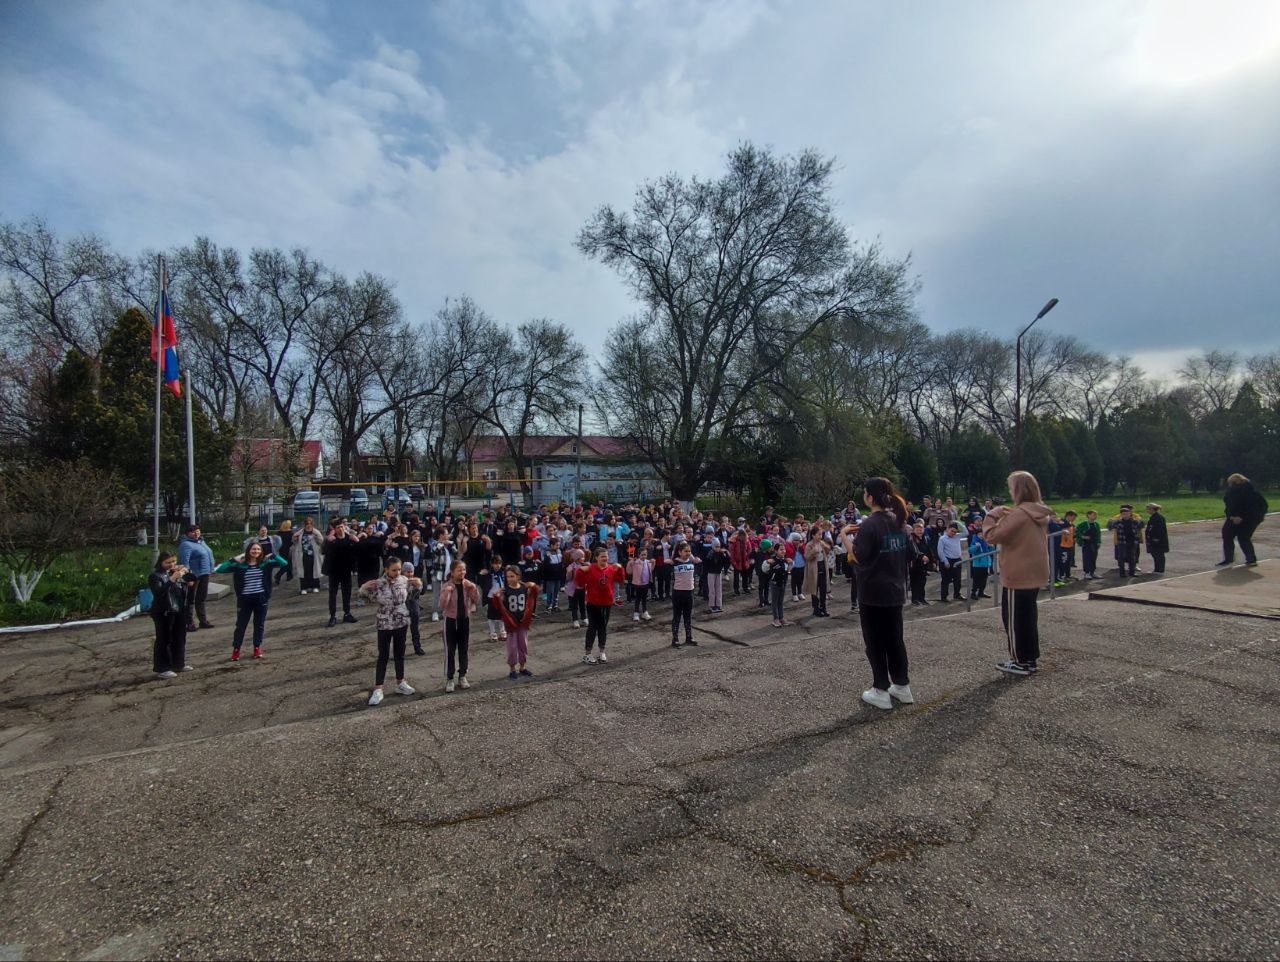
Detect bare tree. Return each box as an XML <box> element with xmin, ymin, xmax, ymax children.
<box><xmin>0</xmin><ymin>460</ymin><xmax>130</xmax><ymax>603</ymax></box>
<box><xmin>176</xmin><ymin>239</ymin><xmax>343</xmax><ymax>449</ymax></box>
<box><xmin>578</xmin><ymin>143</ymin><xmax>913</xmax><ymax>501</ymax></box>
<box><xmin>474</xmin><ymin>318</ymin><xmax>583</xmax><ymax>497</ymax></box>
<box><xmin>1245</xmin><ymin>351</ymin><xmax>1280</xmax><ymax>409</ymax></box>
<box><xmin>1177</xmin><ymin>350</ymin><xmax>1241</xmax><ymax>418</ymax></box>
<box><xmin>417</xmin><ymin>297</ymin><xmax>499</xmax><ymax>491</ymax></box>
<box><xmin>0</xmin><ymin>217</ymin><xmax>122</xmax><ymax>361</ymax></box>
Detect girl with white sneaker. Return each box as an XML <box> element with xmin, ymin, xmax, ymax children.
<box><xmin>437</xmin><ymin>560</ymin><xmax>480</xmax><ymax>692</ymax></box>
<box><xmin>852</xmin><ymin>477</ymin><xmax>913</xmax><ymax>711</ymax></box>
<box><xmin>360</xmin><ymin>556</ymin><xmax>423</xmax><ymax>706</ymax></box>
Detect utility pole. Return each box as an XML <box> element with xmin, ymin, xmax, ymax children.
<box><xmin>575</xmin><ymin>403</ymin><xmax>583</xmax><ymax>508</ymax></box>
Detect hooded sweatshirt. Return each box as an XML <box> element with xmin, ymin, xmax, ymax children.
<box><xmin>981</xmin><ymin>502</ymin><xmax>1051</xmax><ymax>589</ymax></box>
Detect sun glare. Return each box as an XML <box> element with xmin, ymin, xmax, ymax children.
<box><xmin>1131</xmin><ymin>0</ymin><xmax>1280</xmax><ymax>85</ymax></box>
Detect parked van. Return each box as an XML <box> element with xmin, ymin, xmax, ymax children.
<box><xmin>292</xmin><ymin>490</ymin><xmax>321</xmax><ymax>517</ymax></box>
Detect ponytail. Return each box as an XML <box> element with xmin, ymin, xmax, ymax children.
<box><xmin>862</xmin><ymin>477</ymin><xmax>908</xmax><ymax>529</ymax></box>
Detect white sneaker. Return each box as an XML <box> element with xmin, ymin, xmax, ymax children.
<box><xmin>887</xmin><ymin>683</ymin><xmax>914</xmax><ymax>704</ymax></box>
<box><xmin>311</xmin><ymin>588</ymin><xmax>319</xmax><ymax>594</ymax></box>
<box><xmin>445</xmin><ymin>678</ymin><xmax>455</xmax><ymax>693</ymax></box>
<box><xmin>573</xmin><ymin>620</ymin><xmax>581</xmax><ymax>628</ymax></box>
<box><xmin>431</xmin><ymin>612</ymin><xmax>440</xmax><ymax>622</ymax></box>
<box><xmin>181</xmin><ymin>665</ymin><xmax>194</xmax><ymax>672</ymax></box>
<box><xmin>861</xmin><ymin>688</ymin><xmax>893</xmax><ymax>710</ymax></box>
<box><xmin>156</xmin><ymin>670</ymin><xmax>177</xmax><ymax>679</ymax></box>
<box><xmin>642</xmin><ymin>611</ymin><xmax>652</xmax><ymax>621</ymax></box>
<box><xmin>798</xmin><ymin>593</ymin><xmax>807</xmax><ymax>601</ymax></box>
<box><xmin>583</xmin><ymin>653</ymin><xmax>597</xmax><ymax>664</ymax></box>
<box><xmin>599</xmin><ymin>651</ymin><xmax>609</xmax><ymax>663</ymax></box>
<box><xmin>633</xmin><ymin>612</ymin><xmax>641</xmax><ymax>622</ymax></box>
<box><xmin>489</xmin><ymin>633</ymin><xmax>498</xmax><ymax>642</ymax></box>
<box><xmin>395</xmin><ymin>681</ymin><xmax>415</xmax><ymax>696</ymax></box>
<box><xmin>458</xmin><ymin>676</ymin><xmax>470</xmax><ymax>689</ymax></box>
<box><xmin>368</xmin><ymin>688</ymin><xmax>385</xmax><ymax>706</ymax></box>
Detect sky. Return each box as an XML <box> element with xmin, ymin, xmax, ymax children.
<box><xmin>2</xmin><ymin>0</ymin><xmax>1279</xmax><ymax>380</ymax></box>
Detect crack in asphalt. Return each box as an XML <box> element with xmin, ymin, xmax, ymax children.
<box><xmin>0</xmin><ymin>771</ymin><xmax>66</xmax><ymax>889</ymax></box>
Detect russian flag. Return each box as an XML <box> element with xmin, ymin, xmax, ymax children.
<box><xmin>151</xmin><ymin>288</ymin><xmax>181</xmax><ymax>397</ymax></box>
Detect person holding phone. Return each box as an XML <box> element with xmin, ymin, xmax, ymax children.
<box><xmin>148</xmin><ymin>552</ymin><xmax>195</xmax><ymax>678</ymax></box>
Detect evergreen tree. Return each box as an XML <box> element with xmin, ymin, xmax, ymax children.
<box><xmin>895</xmin><ymin>437</ymin><xmax>939</xmax><ymax>501</ymax></box>
<box><xmin>1021</xmin><ymin>420</ymin><xmax>1057</xmax><ymax>497</ymax></box>
<box><xmin>37</xmin><ymin>308</ymin><xmax>231</xmax><ymax>517</ymax></box>
<box><xmin>1048</xmin><ymin>420</ymin><xmax>1085</xmax><ymax>497</ymax></box>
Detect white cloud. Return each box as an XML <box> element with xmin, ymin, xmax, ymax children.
<box><xmin>1</xmin><ymin>0</ymin><xmax>1277</xmax><ymax>363</ymax></box>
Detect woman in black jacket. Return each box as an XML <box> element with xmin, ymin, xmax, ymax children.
<box><xmin>1144</xmin><ymin>503</ymin><xmax>1170</xmax><ymax>573</ymax></box>
<box><xmin>1219</xmin><ymin>473</ymin><xmax>1269</xmax><ymax>567</ymax></box>
<box><xmin>148</xmin><ymin>552</ymin><xmax>194</xmax><ymax>679</ymax></box>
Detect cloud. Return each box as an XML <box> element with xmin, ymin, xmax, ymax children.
<box><xmin>1</xmin><ymin>0</ymin><xmax>1277</xmax><ymax>366</ymax></box>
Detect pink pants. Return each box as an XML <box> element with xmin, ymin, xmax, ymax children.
<box><xmin>506</xmin><ymin>627</ymin><xmax>529</xmax><ymax>667</ymax></box>
<box><xmin>707</xmin><ymin>573</ymin><xmax>723</xmax><ymax>608</ymax></box>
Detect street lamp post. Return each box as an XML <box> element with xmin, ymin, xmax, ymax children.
<box><xmin>1014</xmin><ymin>297</ymin><xmax>1059</xmax><ymax>469</ymax></box>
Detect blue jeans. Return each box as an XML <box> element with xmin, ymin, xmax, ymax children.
<box><xmin>233</xmin><ymin>593</ymin><xmax>269</xmax><ymax>650</ymax></box>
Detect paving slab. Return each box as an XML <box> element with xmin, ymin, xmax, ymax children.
<box><xmin>1089</xmin><ymin>558</ymin><xmax>1279</xmax><ymax>619</ymax></box>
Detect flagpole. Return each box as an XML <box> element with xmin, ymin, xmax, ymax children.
<box><xmin>185</xmin><ymin>369</ymin><xmax>197</xmax><ymax>525</ymax></box>
<box><xmin>152</xmin><ymin>255</ymin><xmax>165</xmax><ymax>560</ymax></box>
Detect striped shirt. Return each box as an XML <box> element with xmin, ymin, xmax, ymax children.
<box><xmin>241</xmin><ymin>566</ymin><xmax>265</xmax><ymax>595</ymax></box>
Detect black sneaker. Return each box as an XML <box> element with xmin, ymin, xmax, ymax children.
<box><xmin>343</xmin><ymin>613</ymin><xmax>358</xmax><ymax>624</ymax></box>
<box><xmin>996</xmin><ymin>660</ymin><xmax>1031</xmax><ymax>676</ymax></box>
<box><xmin>1215</xmin><ymin>559</ymin><xmax>1232</xmax><ymax>566</ymax></box>
<box><xmin>327</xmin><ymin>616</ymin><xmax>338</xmax><ymax>627</ymax></box>
<box><xmin>671</xmin><ymin>640</ymin><xmax>684</xmax><ymax>649</ymax></box>
<box><xmin>685</xmin><ymin>638</ymin><xmax>698</xmax><ymax>646</ymax></box>
<box><xmin>519</xmin><ymin>668</ymin><xmax>533</xmax><ymax>677</ymax></box>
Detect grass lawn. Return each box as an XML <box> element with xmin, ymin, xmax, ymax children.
<box><xmin>1042</xmin><ymin>492</ymin><xmax>1273</xmax><ymax>525</ymax></box>
<box><xmin>0</xmin><ymin>534</ymin><xmax>247</xmax><ymax>629</ymax></box>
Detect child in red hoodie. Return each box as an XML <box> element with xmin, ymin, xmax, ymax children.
<box><xmin>574</xmin><ymin>546</ymin><xmax>625</xmax><ymax>664</ymax></box>
<box><xmin>495</xmin><ymin>565</ymin><xmax>538</xmax><ymax>680</ymax></box>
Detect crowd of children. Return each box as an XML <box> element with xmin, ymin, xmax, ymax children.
<box><xmin>156</xmin><ymin>492</ymin><xmax>1182</xmax><ymax>701</ymax></box>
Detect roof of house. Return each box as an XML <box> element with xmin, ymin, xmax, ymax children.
<box><xmin>233</xmin><ymin>438</ymin><xmax>323</xmax><ymax>471</ymax></box>
<box><xmin>470</xmin><ymin>435</ymin><xmax>640</xmax><ymax>461</ymax></box>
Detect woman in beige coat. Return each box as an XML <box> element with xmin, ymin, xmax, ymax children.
<box><xmin>981</xmin><ymin>471</ymin><xmax>1051</xmax><ymax>676</ymax></box>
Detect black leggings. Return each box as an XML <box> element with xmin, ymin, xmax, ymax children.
<box><xmin>859</xmin><ymin>604</ymin><xmax>908</xmax><ymax>691</ymax></box>
<box><xmin>633</xmin><ymin>583</ymin><xmax>650</xmax><ymax>614</ymax></box>
<box><xmin>1223</xmin><ymin>519</ymin><xmax>1260</xmax><ymax>563</ymax></box>
<box><xmin>445</xmin><ymin>617</ymin><xmax>469</xmax><ymax>679</ymax></box>
<box><xmin>585</xmin><ymin>603</ymin><xmax>612</xmax><ymax>651</ymax></box>
<box><xmin>733</xmin><ymin>568</ymin><xmax>752</xmax><ymax>593</ymax></box>
<box><xmin>790</xmin><ymin>567</ymin><xmax>804</xmax><ymax>596</ymax></box>
<box><xmin>376</xmin><ymin>627</ymin><xmax>407</xmax><ymax>685</ymax></box>
<box><xmin>569</xmin><ymin>591</ymin><xmax>587</xmax><ymax>622</ymax></box>
<box><xmin>1001</xmin><ymin>587</ymin><xmax>1040</xmax><ymax>665</ymax></box>
<box><xmin>757</xmin><ymin>572</ymin><xmax>769</xmax><ymax>606</ymax></box>
<box><xmin>671</xmin><ymin>589</ymin><xmax>693</xmax><ymax>642</ymax></box>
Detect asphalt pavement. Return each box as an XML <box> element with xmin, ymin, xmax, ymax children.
<box><xmin>0</xmin><ymin>516</ymin><xmax>1275</xmax><ymax>960</ymax></box>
